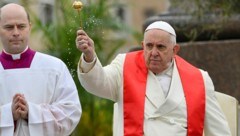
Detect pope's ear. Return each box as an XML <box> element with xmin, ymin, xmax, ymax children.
<box><xmin>173</xmin><ymin>44</ymin><xmax>180</xmax><ymax>55</ymax></box>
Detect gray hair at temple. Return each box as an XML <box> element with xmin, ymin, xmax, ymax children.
<box><xmin>0</xmin><ymin>3</ymin><xmax>31</xmax><ymax>23</ymax></box>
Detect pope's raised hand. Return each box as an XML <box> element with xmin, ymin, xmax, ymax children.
<box><xmin>76</xmin><ymin>29</ymin><xmax>95</xmax><ymax>62</ymax></box>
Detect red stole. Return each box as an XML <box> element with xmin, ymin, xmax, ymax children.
<box><xmin>123</xmin><ymin>51</ymin><xmax>205</xmax><ymax>136</ymax></box>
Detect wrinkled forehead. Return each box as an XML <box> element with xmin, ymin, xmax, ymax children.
<box><xmin>143</xmin><ymin>29</ymin><xmax>175</xmax><ymax>45</ymax></box>
<box><xmin>144</xmin><ymin>29</ymin><xmax>171</xmax><ymax>39</ymax></box>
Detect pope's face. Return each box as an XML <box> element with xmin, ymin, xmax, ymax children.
<box><xmin>0</xmin><ymin>4</ymin><xmax>31</xmax><ymax>54</ymax></box>
<box><xmin>142</xmin><ymin>29</ymin><xmax>179</xmax><ymax>74</ymax></box>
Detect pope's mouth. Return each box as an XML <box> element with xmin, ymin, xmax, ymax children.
<box><xmin>150</xmin><ymin>59</ymin><xmax>160</xmax><ymax>63</ymax></box>
<box><xmin>149</xmin><ymin>61</ymin><xmax>160</xmax><ymax>66</ymax></box>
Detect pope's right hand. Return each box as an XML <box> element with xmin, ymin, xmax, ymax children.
<box><xmin>76</xmin><ymin>29</ymin><xmax>95</xmax><ymax>62</ymax></box>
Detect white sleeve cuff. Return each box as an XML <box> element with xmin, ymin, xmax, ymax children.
<box><xmin>78</xmin><ymin>54</ymin><xmax>96</xmax><ymax>73</ymax></box>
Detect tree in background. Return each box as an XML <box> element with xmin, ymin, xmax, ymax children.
<box><xmin>22</xmin><ymin>0</ymin><xmax>130</xmax><ymax>135</ymax></box>
<box><xmin>167</xmin><ymin>0</ymin><xmax>240</xmax><ymax>42</ymax></box>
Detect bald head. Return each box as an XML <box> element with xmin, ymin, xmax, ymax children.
<box><xmin>0</xmin><ymin>3</ymin><xmax>30</xmax><ymax>23</ymax></box>
<box><xmin>0</xmin><ymin>3</ymin><xmax>32</xmax><ymax>54</ymax></box>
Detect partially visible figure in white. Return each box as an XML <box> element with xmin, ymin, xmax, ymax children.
<box><xmin>0</xmin><ymin>3</ymin><xmax>81</xmax><ymax>136</ymax></box>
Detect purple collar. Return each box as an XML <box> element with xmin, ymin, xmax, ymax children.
<box><xmin>0</xmin><ymin>48</ymin><xmax>36</xmax><ymax>69</ymax></box>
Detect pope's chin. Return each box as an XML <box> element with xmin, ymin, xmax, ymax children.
<box><xmin>148</xmin><ymin>66</ymin><xmax>161</xmax><ymax>74</ymax></box>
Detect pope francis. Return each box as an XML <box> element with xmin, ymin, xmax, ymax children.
<box><xmin>76</xmin><ymin>21</ymin><xmax>231</xmax><ymax>136</ymax></box>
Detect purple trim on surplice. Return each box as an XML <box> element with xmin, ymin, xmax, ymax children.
<box><xmin>0</xmin><ymin>48</ymin><xmax>36</xmax><ymax>69</ymax></box>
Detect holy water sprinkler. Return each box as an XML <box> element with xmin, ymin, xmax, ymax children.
<box><xmin>72</xmin><ymin>1</ymin><xmax>83</xmax><ymax>29</ymax></box>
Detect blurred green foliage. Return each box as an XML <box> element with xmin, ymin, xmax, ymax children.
<box><xmin>23</xmin><ymin>0</ymin><xmax>130</xmax><ymax>135</ymax></box>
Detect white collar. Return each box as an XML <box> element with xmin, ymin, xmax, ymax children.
<box><xmin>3</xmin><ymin>46</ymin><xmax>29</xmax><ymax>60</ymax></box>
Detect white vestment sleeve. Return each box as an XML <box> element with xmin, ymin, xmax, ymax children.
<box><xmin>27</xmin><ymin>63</ymin><xmax>81</xmax><ymax>136</ymax></box>
<box><xmin>78</xmin><ymin>54</ymin><xmax>125</xmax><ymax>101</ymax></box>
<box><xmin>202</xmin><ymin>71</ymin><xmax>231</xmax><ymax>136</ymax></box>
<box><xmin>0</xmin><ymin>103</ymin><xmax>14</xmax><ymax>136</ymax></box>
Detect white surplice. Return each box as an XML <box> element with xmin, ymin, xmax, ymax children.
<box><xmin>0</xmin><ymin>52</ymin><xmax>81</xmax><ymax>136</ymax></box>
<box><xmin>78</xmin><ymin>53</ymin><xmax>231</xmax><ymax>136</ymax></box>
